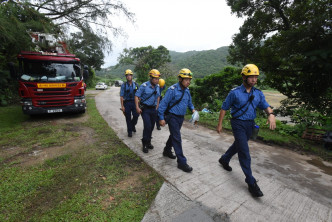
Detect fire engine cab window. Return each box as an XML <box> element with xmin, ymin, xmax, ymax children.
<box><xmin>21</xmin><ymin>61</ymin><xmax>81</xmax><ymax>82</ymax></box>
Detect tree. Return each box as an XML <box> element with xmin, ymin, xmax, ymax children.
<box><xmin>226</xmin><ymin>0</ymin><xmax>332</xmax><ymax>117</ymax></box>
<box><xmin>67</xmin><ymin>28</ymin><xmax>105</xmax><ymax>70</ymax></box>
<box><xmin>191</xmin><ymin>67</ymin><xmax>242</xmax><ymax>111</ymax></box>
<box><xmin>21</xmin><ymin>0</ymin><xmax>135</xmax><ymax>53</ymax></box>
<box><xmin>0</xmin><ymin>1</ymin><xmax>59</xmax><ymax>69</ymax></box>
<box><xmin>117</xmin><ymin>45</ymin><xmax>171</xmax><ymax>82</ymax></box>
<box><xmin>0</xmin><ymin>1</ymin><xmax>59</xmax><ymax>105</ymax></box>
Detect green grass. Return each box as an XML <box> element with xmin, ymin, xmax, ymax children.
<box><xmin>0</xmin><ymin>105</ymin><xmax>29</xmax><ymax>134</ymax></box>
<box><xmin>0</xmin><ymin>100</ymin><xmax>163</xmax><ymax>221</ymax></box>
<box><xmin>187</xmin><ymin>111</ymin><xmax>332</xmax><ymax>162</ymax></box>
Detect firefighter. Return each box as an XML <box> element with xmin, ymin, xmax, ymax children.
<box><xmin>216</xmin><ymin>64</ymin><xmax>276</xmax><ymax>197</ymax></box>
<box><xmin>158</xmin><ymin>68</ymin><xmax>195</xmax><ymax>173</ymax></box>
<box><xmin>135</xmin><ymin>69</ymin><xmax>161</xmax><ymax>153</ymax></box>
<box><xmin>156</xmin><ymin>78</ymin><xmax>166</xmax><ymax>130</ymax></box>
<box><xmin>120</xmin><ymin>69</ymin><xmax>139</xmax><ymax>137</ymax></box>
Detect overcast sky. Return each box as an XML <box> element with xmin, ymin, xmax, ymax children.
<box><xmin>103</xmin><ymin>0</ymin><xmax>244</xmax><ymax>67</ymax></box>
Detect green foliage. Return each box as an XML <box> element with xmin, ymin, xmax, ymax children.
<box><xmin>194</xmin><ymin>111</ymin><xmax>332</xmax><ymax>161</ymax></box>
<box><xmin>84</xmin><ymin>67</ymin><xmax>98</xmax><ymax>88</ymax></box>
<box><xmin>67</xmin><ymin>29</ymin><xmax>105</xmax><ymax>70</ymax></box>
<box><xmin>0</xmin><ymin>1</ymin><xmax>59</xmax><ymax>68</ymax></box>
<box><xmin>0</xmin><ymin>1</ymin><xmax>59</xmax><ymax>105</ymax></box>
<box><xmin>191</xmin><ymin>66</ymin><xmax>242</xmax><ymax>111</ymax></box>
<box><xmin>170</xmin><ymin>47</ymin><xmax>232</xmax><ymax>78</ymax></box>
<box><xmin>0</xmin><ymin>70</ymin><xmax>20</xmax><ymax>106</ymax></box>
<box><xmin>276</xmin><ymin>99</ymin><xmax>332</xmax><ymax>130</ymax></box>
<box><xmin>227</xmin><ymin>0</ymin><xmax>332</xmax><ymax>116</ymax></box>
<box><xmin>100</xmin><ymin>46</ymin><xmax>232</xmax><ymax>81</ymax></box>
<box><xmin>23</xmin><ymin>0</ymin><xmax>134</xmax><ymax>55</ymax></box>
<box><xmin>117</xmin><ymin>45</ymin><xmax>171</xmax><ymax>83</ymax></box>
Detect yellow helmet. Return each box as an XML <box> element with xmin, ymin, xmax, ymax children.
<box><xmin>241</xmin><ymin>64</ymin><xmax>259</xmax><ymax>76</ymax></box>
<box><xmin>159</xmin><ymin>78</ymin><xmax>165</xmax><ymax>88</ymax></box>
<box><xmin>125</xmin><ymin>69</ymin><xmax>133</xmax><ymax>75</ymax></box>
<box><xmin>149</xmin><ymin>69</ymin><xmax>161</xmax><ymax>78</ymax></box>
<box><xmin>178</xmin><ymin>68</ymin><xmax>193</xmax><ymax>79</ymax></box>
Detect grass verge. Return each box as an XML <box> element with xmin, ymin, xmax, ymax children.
<box><xmin>0</xmin><ymin>99</ymin><xmax>163</xmax><ymax>221</ymax></box>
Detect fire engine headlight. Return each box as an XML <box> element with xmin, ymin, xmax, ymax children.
<box><xmin>22</xmin><ymin>100</ymin><xmax>32</xmax><ymax>106</ymax></box>
<box><xmin>74</xmin><ymin>98</ymin><xmax>86</xmax><ymax>104</ymax></box>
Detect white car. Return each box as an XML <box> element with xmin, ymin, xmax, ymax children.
<box><xmin>95</xmin><ymin>82</ymin><xmax>108</xmax><ymax>90</ymax></box>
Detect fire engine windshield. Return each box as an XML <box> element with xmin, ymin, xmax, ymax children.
<box><xmin>20</xmin><ymin>60</ymin><xmax>81</xmax><ymax>82</ymax></box>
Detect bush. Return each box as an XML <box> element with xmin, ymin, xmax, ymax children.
<box><xmin>276</xmin><ymin>99</ymin><xmax>332</xmax><ymax>131</ymax></box>
<box><xmin>191</xmin><ymin>66</ymin><xmax>242</xmax><ymax>111</ymax></box>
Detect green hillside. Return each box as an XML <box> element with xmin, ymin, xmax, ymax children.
<box><xmin>169</xmin><ymin>46</ymin><xmax>231</xmax><ymax>78</ymax></box>
<box><xmin>97</xmin><ymin>46</ymin><xmax>232</xmax><ymax>79</ymax></box>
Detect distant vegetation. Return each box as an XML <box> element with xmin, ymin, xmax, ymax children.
<box><xmin>96</xmin><ymin>46</ymin><xmax>232</xmax><ymax>80</ymax></box>
<box><xmin>169</xmin><ymin>47</ymin><xmax>231</xmax><ymax>78</ymax></box>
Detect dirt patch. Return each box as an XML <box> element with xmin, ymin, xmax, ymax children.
<box><xmin>1</xmin><ymin>146</ymin><xmax>28</xmax><ymax>160</ymax></box>
<box><xmin>307</xmin><ymin>158</ymin><xmax>332</xmax><ymax>176</ymax></box>
<box><xmin>100</xmin><ymin>169</ymin><xmax>151</xmax><ymax>208</ymax></box>
<box><xmin>5</xmin><ymin>126</ymin><xmax>96</xmax><ymax>167</ymax></box>
<box><xmin>263</xmin><ymin>90</ymin><xmax>287</xmax><ymax>108</ymax></box>
<box><xmin>115</xmin><ymin>169</ymin><xmax>150</xmax><ymax>190</ymax></box>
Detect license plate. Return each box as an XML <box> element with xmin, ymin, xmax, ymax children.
<box><xmin>47</xmin><ymin>109</ymin><xmax>63</xmax><ymax>113</ymax></box>
<box><xmin>38</xmin><ymin>83</ymin><xmax>66</xmax><ymax>88</ymax></box>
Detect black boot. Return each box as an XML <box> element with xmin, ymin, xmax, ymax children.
<box><xmin>146</xmin><ymin>141</ymin><xmax>154</xmax><ymax>149</ymax></box>
<box><xmin>142</xmin><ymin>140</ymin><xmax>148</xmax><ymax>153</ymax></box>
<box><xmin>178</xmin><ymin>163</ymin><xmax>193</xmax><ymax>173</ymax></box>
<box><xmin>248</xmin><ymin>181</ymin><xmax>264</xmax><ymax>197</ymax></box>
<box><xmin>163</xmin><ymin>147</ymin><xmax>176</xmax><ymax>159</ymax></box>
<box><xmin>218</xmin><ymin>157</ymin><xmax>232</xmax><ymax>171</ymax></box>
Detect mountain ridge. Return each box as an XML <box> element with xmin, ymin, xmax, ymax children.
<box><xmin>97</xmin><ymin>46</ymin><xmax>231</xmax><ymax>79</ymax></box>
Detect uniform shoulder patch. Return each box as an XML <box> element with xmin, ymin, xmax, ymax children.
<box><xmin>170</xmin><ymin>85</ymin><xmax>175</xmax><ymax>90</ymax></box>
<box><xmin>142</xmin><ymin>83</ymin><xmax>147</xmax><ymax>87</ymax></box>
<box><xmin>231</xmin><ymin>86</ymin><xmax>241</xmax><ymax>91</ymax></box>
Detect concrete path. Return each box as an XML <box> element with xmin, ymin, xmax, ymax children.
<box><xmin>95</xmin><ymin>87</ymin><xmax>332</xmax><ymax>222</ymax></box>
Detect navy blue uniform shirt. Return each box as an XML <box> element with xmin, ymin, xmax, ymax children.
<box><xmin>158</xmin><ymin>82</ymin><xmax>194</xmax><ymax>120</ymax></box>
<box><xmin>120</xmin><ymin>82</ymin><xmax>138</xmax><ymax>101</ymax></box>
<box><xmin>135</xmin><ymin>81</ymin><xmax>160</xmax><ymax>106</ymax></box>
<box><xmin>222</xmin><ymin>84</ymin><xmax>269</xmax><ymax>120</ymax></box>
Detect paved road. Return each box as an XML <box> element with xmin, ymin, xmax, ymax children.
<box><xmin>94</xmin><ymin>87</ymin><xmax>332</xmax><ymax>222</ymax></box>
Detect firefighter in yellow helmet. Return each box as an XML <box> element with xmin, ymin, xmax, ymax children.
<box><xmin>157</xmin><ymin>68</ymin><xmax>195</xmax><ymax>173</ymax></box>
<box><xmin>120</xmin><ymin>69</ymin><xmax>139</xmax><ymax>137</ymax></box>
<box><xmin>216</xmin><ymin>64</ymin><xmax>276</xmax><ymax>197</ymax></box>
<box><xmin>135</xmin><ymin>69</ymin><xmax>161</xmax><ymax>153</ymax></box>
<box><xmin>155</xmin><ymin>78</ymin><xmax>166</xmax><ymax>130</ymax></box>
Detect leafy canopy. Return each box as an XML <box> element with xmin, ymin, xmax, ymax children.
<box><xmin>23</xmin><ymin>0</ymin><xmax>135</xmax><ymax>53</ymax></box>
<box><xmin>0</xmin><ymin>1</ymin><xmax>59</xmax><ymax>67</ymax></box>
<box><xmin>117</xmin><ymin>45</ymin><xmax>171</xmax><ymax>83</ymax></box>
<box><xmin>67</xmin><ymin>28</ymin><xmax>105</xmax><ymax>70</ymax></box>
<box><xmin>227</xmin><ymin>0</ymin><xmax>332</xmax><ymax>116</ymax></box>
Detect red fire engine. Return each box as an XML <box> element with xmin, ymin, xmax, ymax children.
<box><xmin>12</xmin><ymin>33</ymin><xmax>86</xmax><ymax>115</ymax></box>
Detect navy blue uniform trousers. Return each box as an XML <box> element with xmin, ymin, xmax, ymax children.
<box><xmin>141</xmin><ymin>107</ymin><xmax>157</xmax><ymax>143</ymax></box>
<box><xmin>165</xmin><ymin>114</ymin><xmax>187</xmax><ymax>166</ymax></box>
<box><xmin>221</xmin><ymin>119</ymin><xmax>256</xmax><ymax>185</ymax></box>
<box><xmin>124</xmin><ymin>100</ymin><xmax>139</xmax><ymax>133</ymax></box>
